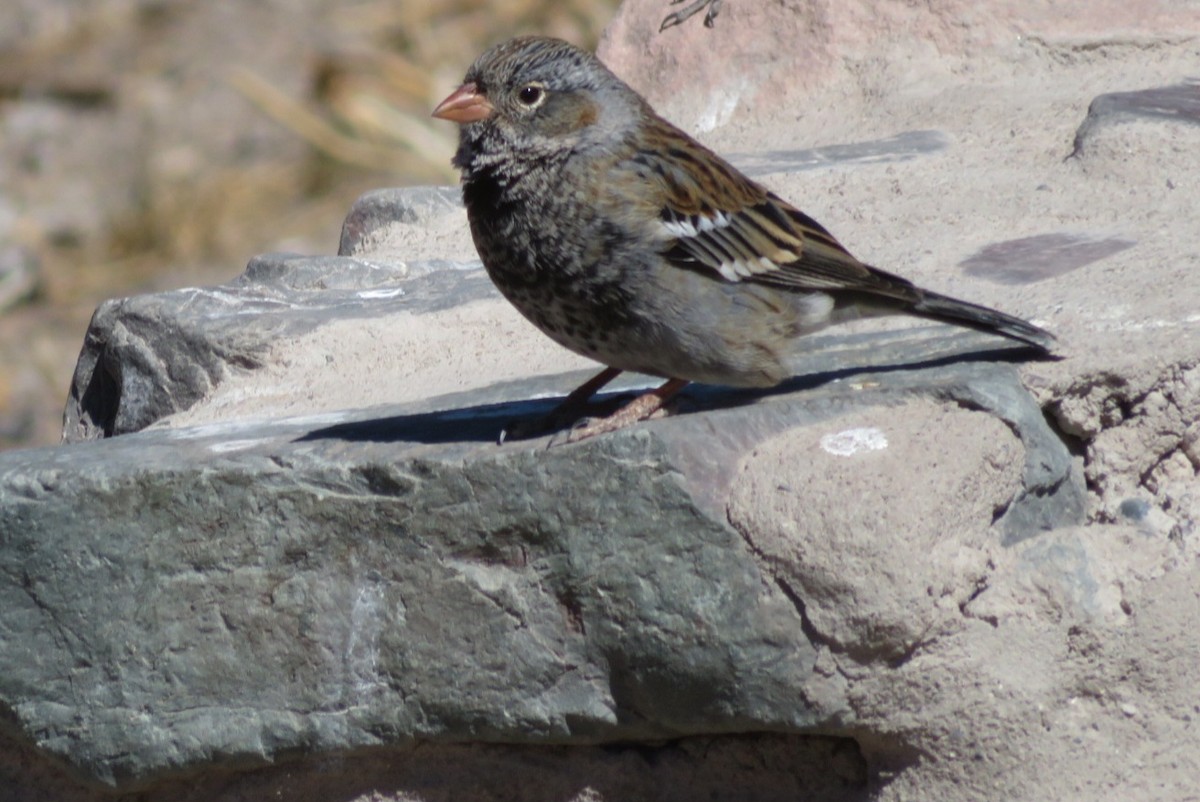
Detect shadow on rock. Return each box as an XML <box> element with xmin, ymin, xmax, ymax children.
<box><xmin>296</xmin><ymin>343</ymin><xmax>1049</xmax><ymax>445</ymax></box>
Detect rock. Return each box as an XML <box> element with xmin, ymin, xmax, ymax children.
<box><xmin>726</xmin><ymin>130</ymin><xmax>950</xmax><ymax>177</ymax></box>
<box><xmin>598</xmin><ymin>0</ymin><xmax>1200</xmax><ymax>136</ymax></box>
<box><xmin>59</xmin><ymin>248</ymin><xmax>610</xmax><ymax>443</ymax></box>
<box><xmin>338</xmin><ymin>186</ymin><xmax>471</xmax><ymax>263</ymax></box>
<box><xmin>8</xmin><ymin>167</ymin><xmax>1089</xmax><ymax>794</ymax></box>
<box><xmin>2</xmin><ymin>329</ymin><xmax>1080</xmax><ymax>789</ymax></box>
<box><xmin>1070</xmin><ymin>81</ymin><xmax>1200</xmax><ymax>158</ymax></box>
<box><xmin>21</xmin><ymin>182</ymin><xmax>1091</xmax><ymax>792</ymax></box>
<box><xmin>732</xmin><ymin>400</ymin><xmax>1026</xmax><ymax>664</ymax></box>
<box><xmin>1044</xmin><ymin>363</ymin><xmax>1200</xmax><ymax>534</ymax></box>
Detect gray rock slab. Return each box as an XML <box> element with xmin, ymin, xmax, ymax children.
<box><xmin>1071</xmin><ymin>80</ymin><xmax>1200</xmax><ymax>155</ymax></box>
<box><xmin>1</xmin><ymin>343</ymin><xmax>1080</xmax><ymax>788</ymax></box>
<box><xmin>728</xmin><ymin>130</ymin><xmax>950</xmax><ymax>177</ymax></box>
<box><xmin>338</xmin><ymin>186</ymin><xmax>464</xmax><ymax>257</ymax></box>
<box><xmin>61</xmin><ymin>253</ymin><xmax>492</xmax><ymax>443</ymax></box>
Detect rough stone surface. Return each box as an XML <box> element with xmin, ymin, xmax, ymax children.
<box><xmin>599</xmin><ymin>0</ymin><xmax>1200</xmax><ymax>135</ymax></box>
<box><xmin>1</xmin><ymin>417</ymin><xmax>810</xmax><ymax>785</ymax></box>
<box><xmin>338</xmin><ymin>186</ymin><xmax>472</xmax><ymax>263</ymax></box>
<box><xmin>1070</xmin><ymin>80</ymin><xmax>1200</xmax><ymax>157</ymax></box>
<box><xmin>4</xmin><ymin>348</ymin><xmax>1079</xmax><ymax>790</ymax></box>
<box><xmin>61</xmin><ymin>254</ymin><xmax>502</xmax><ymax>443</ymax></box>
<box><xmin>732</xmin><ymin>400</ymin><xmax>1024</xmax><ymax>662</ymax></box>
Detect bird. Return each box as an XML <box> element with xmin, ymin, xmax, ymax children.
<box><xmin>432</xmin><ymin>36</ymin><xmax>1055</xmax><ymax>443</ymax></box>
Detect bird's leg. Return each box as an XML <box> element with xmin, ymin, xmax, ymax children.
<box><xmin>660</xmin><ymin>0</ymin><xmax>721</xmax><ymax>31</ymax></box>
<box><xmin>499</xmin><ymin>366</ymin><xmax>623</xmax><ymax>443</ymax></box>
<box><xmin>557</xmin><ymin>377</ymin><xmax>690</xmax><ymax>444</ymax></box>
<box><xmin>556</xmin><ymin>366</ymin><xmax>623</xmax><ymax>413</ymax></box>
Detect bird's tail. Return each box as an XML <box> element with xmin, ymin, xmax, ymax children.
<box><xmin>910</xmin><ymin>289</ymin><xmax>1056</xmax><ymax>353</ymax></box>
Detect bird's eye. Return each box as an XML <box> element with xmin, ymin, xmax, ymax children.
<box><xmin>517</xmin><ymin>84</ymin><xmax>545</xmax><ymax>108</ymax></box>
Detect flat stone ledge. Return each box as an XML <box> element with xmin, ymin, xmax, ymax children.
<box><xmin>3</xmin><ymin>348</ymin><xmax>1080</xmax><ymax>788</ymax></box>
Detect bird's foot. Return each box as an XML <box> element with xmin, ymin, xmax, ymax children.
<box><xmin>660</xmin><ymin>0</ymin><xmax>722</xmax><ymax>31</ymax></box>
<box><xmin>498</xmin><ymin>366</ymin><xmax>623</xmax><ymax>444</ymax></box>
<box><xmin>545</xmin><ymin>378</ymin><xmax>690</xmax><ymax>447</ymax></box>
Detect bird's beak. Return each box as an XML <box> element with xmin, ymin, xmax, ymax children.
<box><xmin>432</xmin><ymin>82</ymin><xmax>495</xmax><ymax>123</ymax></box>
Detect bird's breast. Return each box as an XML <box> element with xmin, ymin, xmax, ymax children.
<box><xmin>461</xmin><ymin>172</ymin><xmax>649</xmax><ymax>357</ymax></box>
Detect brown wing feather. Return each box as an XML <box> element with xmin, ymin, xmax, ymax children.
<box><xmin>633</xmin><ymin>117</ymin><xmax>920</xmax><ymax>303</ymax></box>
<box><xmin>620</xmin><ymin>114</ymin><xmax>1054</xmax><ymax>352</ymax></box>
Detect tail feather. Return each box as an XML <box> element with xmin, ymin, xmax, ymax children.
<box><xmin>911</xmin><ymin>289</ymin><xmax>1056</xmax><ymax>353</ymax></box>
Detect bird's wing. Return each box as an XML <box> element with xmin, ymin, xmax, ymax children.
<box><xmin>636</xmin><ymin>129</ymin><xmax>919</xmax><ymax>302</ymax></box>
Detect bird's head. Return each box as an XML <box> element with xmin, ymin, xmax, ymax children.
<box><xmin>433</xmin><ymin>36</ymin><xmax>641</xmax><ymax>170</ymax></box>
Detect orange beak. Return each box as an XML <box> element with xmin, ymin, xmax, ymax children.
<box><xmin>432</xmin><ymin>82</ymin><xmax>495</xmax><ymax>123</ymax></box>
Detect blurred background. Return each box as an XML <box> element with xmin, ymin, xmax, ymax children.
<box><xmin>0</xmin><ymin>0</ymin><xmax>621</xmax><ymax>451</ymax></box>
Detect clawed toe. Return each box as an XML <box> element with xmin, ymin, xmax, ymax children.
<box><xmin>549</xmin><ymin>407</ymin><xmax>669</xmax><ymax>447</ymax></box>
<box><xmin>519</xmin><ymin>377</ymin><xmax>690</xmax><ymax>447</ymax></box>
<box><xmin>497</xmin><ymin>372</ymin><xmax>690</xmax><ymax>447</ymax></box>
